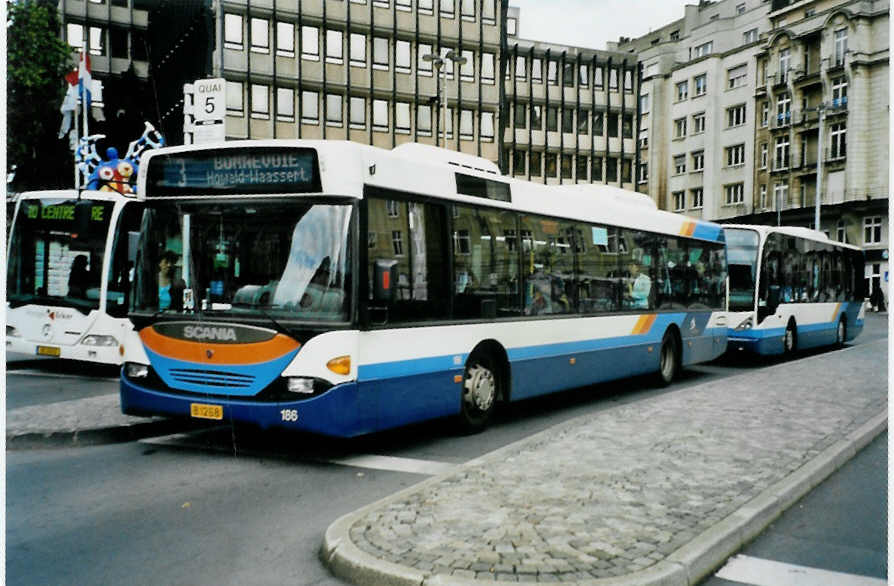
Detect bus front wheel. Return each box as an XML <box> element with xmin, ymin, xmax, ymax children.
<box><xmin>836</xmin><ymin>317</ymin><xmax>847</xmax><ymax>347</ymax></box>
<box><xmin>459</xmin><ymin>353</ymin><xmax>498</xmax><ymax>433</ymax></box>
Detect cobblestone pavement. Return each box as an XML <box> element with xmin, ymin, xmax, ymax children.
<box><xmin>323</xmin><ymin>339</ymin><xmax>887</xmax><ymax>585</ymax></box>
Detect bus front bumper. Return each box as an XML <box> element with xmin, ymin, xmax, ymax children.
<box><xmin>6</xmin><ymin>336</ymin><xmax>124</xmax><ymax>365</ymax></box>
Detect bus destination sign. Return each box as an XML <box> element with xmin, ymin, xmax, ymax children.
<box><xmin>146</xmin><ymin>147</ymin><xmax>321</xmax><ymax>196</ymax></box>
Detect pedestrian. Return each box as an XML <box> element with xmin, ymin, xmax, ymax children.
<box><xmin>870</xmin><ymin>286</ymin><xmax>882</xmax><ymax>312</ymax></box>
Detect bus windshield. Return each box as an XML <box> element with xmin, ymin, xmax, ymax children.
<box><xmin>7</xmin><ymin>198</ymin><xmax>113</xmax><ymax>313</ymax></box>
<box><xmin>724</xmin><ymin>228</ymin><xmax>760</xmax><ymax>311</ymax></box>
<box><xmin>132</xmin><ymin>200</ymin><xmax>352</xmax><ymax>323</ymax></box>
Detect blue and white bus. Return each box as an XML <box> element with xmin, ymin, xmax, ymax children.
<box><xmin>6</xmin><ymin>190</ymin><xmax>142</xmax><ymax>364</ymax></box>
<box><xmin>120</xmin><ymin>140</ymin><xmax>728</xmax><ymax>437</ymax></box>
<box><xmin>725</xmin><ymin>224</ymin><xmax>865</xmax><ymax>355</ymax></box>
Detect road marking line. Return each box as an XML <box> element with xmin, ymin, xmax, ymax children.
<box><xmin>6</xmin><ymin>370</ymin><xmax>118</xmax><ymax>382</ymax></box>
<box><xmin>141</xmin><ymin>431</ymin><xmax>458</xmax><ymax>476</ymax></box>
<box><xmin>715</xmin><ymin>555</ymin><xmax>887</xmax><ymax>586</ymax></box>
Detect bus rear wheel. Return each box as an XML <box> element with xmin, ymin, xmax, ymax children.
<box><xmin>836</xmin><ymin>317</ymin><xmax>847</xmax><ymax>347</ymax></box>
<box><xmin>783</xmin><ymin>320</ymin><xmax>797</xmax><ymax>355</ymax></box>
<box><xmin>656</xmin><ymin>330</ymin><xmax>679</xmax><ymax>387</ymax></box>
<box><xmin>459</xmin><ymin>353</ymin><xmax>498</xmax><ymax>433</ymax></box>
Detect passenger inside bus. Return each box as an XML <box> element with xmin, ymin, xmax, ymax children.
<box><xmin>626</xmin><ymin>259</ymin><xmax>652</xmax><ymax>309</ymax></box>
<box><xmin>67</xmin><ymin>255</ymin><xmax>91</xmax><ymax>298</ymax></box>
<box><xmin>158</xmin><ymin>250</ymin><xmax>185</xmax><ymax>311</ymax></box>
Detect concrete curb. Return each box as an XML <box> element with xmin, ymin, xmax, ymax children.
<box><xmin>6</xmin><ymin>418</ymin><xmax>193</xmax><ymax>450</ymax></box>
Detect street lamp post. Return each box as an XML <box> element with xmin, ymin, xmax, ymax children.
<box><xmin>423</xmin><ymin>51</ymin><xmax>467</xmax><ymax>149</ymax></box>
<box><xmin>422</xmin><ymin>53</ymin><xmax>446</xmax><ymax>148</ymax></box>
<box><xmin>444</xmin><ymin>50</ymin><xmax>467</xmax><ymax>147</ymax></box>
<box><xmin>814</xmin><ymin>102</ymin><xmax>825</xmax><ymax>231</ymax></box>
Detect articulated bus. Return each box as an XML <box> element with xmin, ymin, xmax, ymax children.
<box><xmin>120</xmin><ymin>140</ymin><xmax>728</xmax><ymax>437</ymax></box>
<box><xmin>6</xmin><ymin>190</ymin><xmax>143</xmax><ymax>364</ymax></box>
<box><xmin>724</xmin><ymin>224</ymin><xmax>865</xmax><ymax>355</ymax></box>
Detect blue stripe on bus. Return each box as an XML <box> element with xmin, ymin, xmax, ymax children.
<box><xmin>693</xmin><ymin>223</ymin><xmax>725</xmax><ymax>243</ymax></box>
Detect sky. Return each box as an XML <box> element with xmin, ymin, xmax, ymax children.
<box><xmin>508</xmin><ymin>0</ymin><xmax>692</xmax><ymax>50</ymax></box>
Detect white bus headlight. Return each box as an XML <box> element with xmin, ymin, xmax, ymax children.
<box><xmin>81</xmin><ymin>334</ymin><xmax>119</xmax><ymax>347</ymax></box>
<box><xmin>125</xmin><ymin>363</ymin><xmax>149</xmax><ymax>378</ymax></box>
<box><xmin>733</xmin><ymin>316</ymin><xmax>753</xmax><ymax>331</ymax></box>
<box><xmin>286</xmin><ymin>377</ymin><xmax>315</xmax><ymax>395</ymax></box>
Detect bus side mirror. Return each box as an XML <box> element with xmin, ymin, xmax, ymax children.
<box><xmin>373</xmin><ymin>259</ymin><xmax>398</xmax><ymax>304</ymax></box>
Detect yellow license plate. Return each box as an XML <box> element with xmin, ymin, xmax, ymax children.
<box><xmin>36</xmin><ymin>345</ymin><xmax>61</xmax><ymax>357</ymax></box>
<box><xmin>190</xmin><ymin>403</ymin><xmax>223</xmax><ymax>420</ymax></box>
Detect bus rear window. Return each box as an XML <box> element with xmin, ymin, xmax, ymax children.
<box><xmin>455</xmin><ymin>173</ymin><xmax>511</xmax><ymax>202</ymax></box>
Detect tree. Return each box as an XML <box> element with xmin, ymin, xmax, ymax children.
<box><xmin>7</xmin><ymin>0</ymin><xmax>74</xmax><ymax>191</ymax></box>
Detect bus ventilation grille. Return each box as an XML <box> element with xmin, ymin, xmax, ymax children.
<box><xmin>168</xmin><ymin>368</ymin><xmax>255</xmax><ymax>389</ymax></box>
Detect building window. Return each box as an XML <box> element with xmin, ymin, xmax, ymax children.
<box><xmin>251</xmin><ymin>84</ymin><xmax>269</xmax><ymax>119</ymax></box>
<box><xmin>776</xmin><ymin>93</ymin><xmax>791</xmax><ymax>126</ymax></box>
<box><xmin>562</xmin><ymin>62</ymin><xmax>575</xmax><ymax>87</ymax></box>
<box><xmin>441</xmin><ymin>0</ymin><xmax>456</xmax><ymax>17</ymax></box>
<box><xmin>513</xmin><ymin>104</ymin><xmax>526</xmax><ymax>129</ymax></box>
<box><xmin>547</xmin><ymin>59</ymin><xmax>559</xmax><ymax>85</ymax></box>
<box><xmin>834</xmin><ymin>28</ymin><xmax>848</xmax><ymax>66</ymax></box>
<box><xmin>760</xmin><ymin>142</ymin><xmax>768</xmax><ymax>169</ymax></box>
<box><xmin>326</xmin><ymin>29</ymin><xmax>343</xmax><ymax>63</ymax></box>
<box><xmin>276</xmin><ymin>87</ymin><xmax>294</xmax><ymax>121</ymax></box>
<box><xmin>726</xmin><ymin>144</ymin><xmax>745</xmax><ymax>167</ymax></box>
<box><xmin>481</xmin><ymin>52</ymin><xmax>495</xmax><ymax>83</ymax></box>
<box><xmin>728</xmin><ymin>64</ymin><xmax>747</xmax><ymax>89</ymax></box>
<box><xmin>622</xmin><ymin>113</ymin><xmax>632</xmax><ymax>138</ymax></box>
<box><xmin>326</xmin><ymin>94</ymin><xmax>343</xmax><ymax>126</ymax></box>
<box><xmin>224</xmin><ymin>14</ymin><xmax>243</xmax><ymax>50</ymax></box>
<box><xmin>759</xmin><ymin>184</ymin><xmax>768</xmax><ymax>209</ymax></box>
<box><xmin>302</xmin><ymin>26</ymin><xmax>319</xmax><ymax>60</ymax></box>
<box><xmin>575</xmin><ymin>155</ymin><xmax>589</xmax><ymax>181</ymax></box>
<box><xmin>417</xmin><ymin>104</ymin><xmax>432</xmax><ymax>134</ymax></box>
<box><xmin>301</xmin><ymin>90</ymin><xmax>318</xmax><ymax>123</ymax></box>
<box><xmin>774</xmin><ymin>136</ymin><xmax>789</xmax><ymax>169</ymax></box>
<box><xmin>725</xmin><ymin>183</ymin><xmax>744</xmax><ymax>204</ymax></box>
<box><xmin>373</xmin><ymin>37</ymin><xmax>389</xmax><ymax>69</ymax></box>
<box><xmin>676</xmin><ymin>80</ymin><xmax>688</xmax><ymax>101</ymax></box>
<box><xmin>481</xmin><ymin>111</ymin><xmax>494</xmax><ymax>140</ymax></box>
<box><xmin>482</xmin><ymin>0</ymin><xmax>496</xmax><ymax>22</ymax></box>
<box><xmin>251</xmin><ymin>18</ymin><xmax>269</xmax><ymax>54</ymax></box>
<box><xmin>226</xmin><ymin>80</ymin><xmax>243</xmax><ymax>114</ymax></box>
<box><xmin>836</xmin><ymin>219</ymin><xmax>847</xmax><ymax>243</ymax></box>
<box><xmin>639</xmin><ymin>93</ymin><xmax>650</xmax><ymax>114</ymax></box>
<box><xmin>743</xmin><ymin>28</ymin><xmax>758</xmax><ymax>44</ymax></box>
<box><xmin>672</xmin><ymin>191</ymin><xmax>685</xmax><ymax>211</ymax></box>
<box><xmin>690</xmin><ymin>187</ymin><xmax>703</xmax><ymax>209</ymax></box>
<box><xmin>693</xmin><ymin>41</ymin><xmax>713</xmax><ymax>58</ymax></box>
<box><xmin>276</xmin><ymin>22</ymin><xmax>295</xmax><ymax>57</ymax></box>
<box><xmin>592</xmin><ymin>111</ymin><xmax>603</xmax><ymax>136</ymax></box>
<box><xmin>773</xmin><ymin>183</ymin><xmax>788</xmax><ymax>209</ymax></box>
<box><xmin>460</xmin><ymin>49</ymin><xmax>474</xmax><ymax>79</ymax></box>
<box><xmin>396</xmin><ymin>102</ymin><xmax>411</xmax><ymax>133</ymax></box>
<box><xmin>761</xmin><ymin>101</ymin><xmax>769</xmax><ymax>127</ymax></box>
<box><xmin>457</xmin><ymin>110</ymin><xmax>472</xmax><ymax>139</ymax></box>
<box><xmin>418</xmin><ymin>0</ymin><xmax>433</xmax><ymax>12</ymax></box>
<box><xmin>110</xmin><ymin>27</ymin><xmax>127</xmax><ymax>58</ymax></box>
<box><xmin>674</xmin><ymin>117</ymin><xmax>687</xmax><ymax>138</ymax></box>
<box><xmin>638</xmin><ymin>162</ymin><xmax>648</xmax><ymax>183</ymax></box>
<box><xmin>727</xmin><ymin>104</ymin><xmax>746</xmax><ymax>127</ymax></box>
<box><xmin>545</xmin><ymin>153</ymin><xmax>558</xmax><ymax>178</ymax></box>
<box><xmin>692</xmin><ymin>112</ymin><xmax>705</xmax><ymax>134</ymax></box>
<box><xmin>349</xmin><ymin>96</ymin><xmax>366</xmax><ymax>128</ymax></box>
<box><xmin>530</xmin><ymin>105</ymin><xmax>542</xmax><ymax>130</ymax></box>
<box><xmin>418</xmin><ymin>43</ymin><xmax>433</xmax><ymax>74</ymax></box>
<box><xmin>778</xmin><ymin>48</ymin><xmax>790</xmax><ymax>83</ymax></box>
<box><xmin>368</xmin><ymin>99</ymin><xmax>388</xmax><ymax>131</ymax></box>
<box><xmin>674</xmin><ymin>155</ymin><xmax>686</xmax><ymax>175</ymax></box>
<box><xmin>831</xmin><ymin>76</ymin><xmax>848</xmax><ymax>107</ymax></box>
<box><xmin>736</xmin><ymin>3</ymin><xmax>746</xmax><ymax>14</ymax></box>
<box><xmin>830</xmin><ymin>123</ymin><xmax>846</xmax><ymax>159</ymax></box>
<box><xmin>692</xmin><ymin>150</ymin><xmax>704</xmax><ymax>172</ymax></box>
<box><xmin>609</xmin><ymin>67</ymin><xmax>618</xmax><ymax>91</ymax></box>
<box><xmin>606</xmin><ymin>157</ymin><xmax>617</xmax><ymax>182</ymax></box>
<box><xmin>392</xmin><ymin>40</ymin><xmax>409</xmax><ymax>71</ymax></box>
<box><xmin>547</xmin><ymin>107</ymin><xmax>558</xmax><ymax>132</ymax></box>
<box><xmin>515</xmin><ymin>55</ymin><xmax>527</xmax><ymax>80</ymax></box>
<box><xmin>607</xmin><ymin>112</ymin><xmax>619</xmax><ymax>137</ymax></box>
<box><xmin>461</xmin><ymin>0</ymin><xmax>475</xmax><ymax>19</ymax></box>
<box><xmin>562</xmin><ymin>108</ymin><xmax>574</xmax><ymax>133</ymax></box>
<box><xmin>350</xmin><ymin>33</ymin><xmax>366</xmax><ymax>66</ymax></box>
<box><xmin>863</xmin><ymin>217</ymin><xmax>882</xmax><ymax>244</ymax></box>
<box><xmin>579</xmin><ymin>64</ymin><xmax>589</xmax><ymax>87</ymax></box>
<box><xmin>392</xmin><ymin>231</ymin><xmax>404</xmax><ymax>256</ymax></box>
<box><xmin>577</xmin><ymin>109</ymin><xmax>589</xmax><ymax>134</ymax></box>
<box><xmin>694</xmin><ymin>74</ymin><xmax>707</xmax><ymax>96</ymax></box>
<box><xmin>531</xmin><ymin>58</ymin><xmax>542</xmax><ymax>83</ymax></box>
<box><xmin>561</xmin><ymin>154</ymin><xmax>573</xmax><ymax>179</ymax></box>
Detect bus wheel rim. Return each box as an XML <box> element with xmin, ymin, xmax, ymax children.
<box><xmin>660</xmin><ymin>342</ymin><xmax>674</xmax><ymax>379</ymax></box>
<box><xmin>837</xmin><ymin>321</ymin><xmax>845</xmax><ymax>344</ymax></box>
<box><xmin>464</xmin><ymin>365</ymin><xmax>496</xmax><ymax>412</ymax></box>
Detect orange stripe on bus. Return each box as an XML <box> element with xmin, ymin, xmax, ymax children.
<box><xmin>679</xmin><ymin>221</ymin><xmax>696</xmax><ymax>237</ymax></box>
<box><xmin>631</xmin><ymin>314</ymin><xmax>657</xmax><ymax>335</ymax></box>
<box><xmin>139</xmin><ymin>327</ymin><xmax>300</xmax><ymax>365</ymax></box>
<box><xmin>831</xmin><ymin>302</ymin><xmax>842</xmax><ymax>322</ymax></box>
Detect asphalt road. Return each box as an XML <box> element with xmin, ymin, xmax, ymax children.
<box><xmin>5</xmin><ymin>312</ymin><xmax>888</xmax><ymax>586</ymax></box>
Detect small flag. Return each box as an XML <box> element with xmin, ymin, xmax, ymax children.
<box><xmin>78</xmin><ymin>51</ymin><xmax>92</xmax><ymax>109</ymax></box>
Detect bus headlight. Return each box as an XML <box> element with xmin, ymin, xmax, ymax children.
<box><xmin>6</xmin><ymin>325</ymin><xmax>20</xmax><ymax>337</ymax></box>
<box><xmin>734</xmin><ymin>316</ymin><xmax>753</xmax><ymax>331</ymax></box>
<box><xmin>81</xmin><ymin>334</ymin><xmax>119</xmax><ymax>347</ymax></box>
<box><xmin>125</xmin><ymin>363</ymin><xmax>149</xmax><ymax>378</ymax></box>
<box><xmin>286</xmin><ymin>377</ymin><xmax>315</xmax><ymax>395</ymax></box>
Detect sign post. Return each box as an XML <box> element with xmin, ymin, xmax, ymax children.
<box><xmin>184</xmin><ymin>78</ymin><xmax>226</xmax><ymax>144</ymax></box>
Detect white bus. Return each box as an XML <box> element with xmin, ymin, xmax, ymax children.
<box><xmin>121</xmin><ymin>141</ymin><xmax>728</xmax><ymax>437</ymax></box>
<box><xmin>725</xmin><ymin>224</ymin><xmax>865</xmax><ymax>355</ymax></box>
<box><xmin>6</xmin><ymin>190</ymin><xmax>142</xmax><ymax>364</ymax></box>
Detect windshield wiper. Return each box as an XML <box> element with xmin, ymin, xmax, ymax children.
<box><xmin>228</xmin><ymin>302</ymin><xmax>297</xmax><ymax>339</ymax></box>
